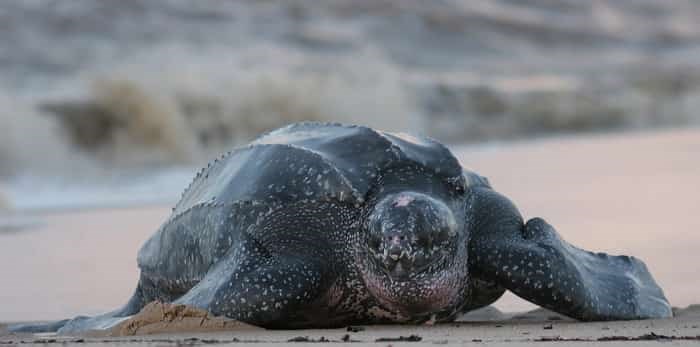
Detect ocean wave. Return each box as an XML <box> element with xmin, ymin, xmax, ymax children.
<box><xmin>3</xmin><ymin>58</ymin><xmax>700</xmax><ymax>181</ymax></box>
<box><xmin>2</xmin><ymin>168</ymin><xmax>194</xmax><ymax>211</ymax></box>
<box><xmin>0</xmin><ymin>93</ymin><xmax>80</xmax><ymax>178</ymax></box>
<box><xmin>27</xmin><ymin>55</ymin><xmax>420</xmax><ymax>172</ymax></box>
<box><xmin>1</xmin><ymin>0</ymin><xmax>700</xmax><ymax>211</ymax></box>
<box><xmin>420</xmin><ymin>65</ymin><xmax>700</xmax><ymax>142</ymax></box>
<box><xmin>26</xmin><ymin>61</ymin><xmax>700</xmax><ymax>175</ymax></box>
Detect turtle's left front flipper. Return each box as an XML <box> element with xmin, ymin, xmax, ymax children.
<box><xmin>468</xmin><ymin>188</ymin><xmax>672</xmax><ymax>321</ymax></box>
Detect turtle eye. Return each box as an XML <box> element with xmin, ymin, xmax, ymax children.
<box><xmin>449</xmin><ymin>176</ymin><xmax>467</xmax><ymax>195</ymax></box>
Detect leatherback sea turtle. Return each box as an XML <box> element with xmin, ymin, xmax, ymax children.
<box><xmin>16</xmin><ymin>122</ymin><xmax>671</xmax><ymax>333</ymax></box>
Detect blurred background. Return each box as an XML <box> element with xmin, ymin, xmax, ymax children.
<box><xmin>1</xmin><ymin>0</ymin><xmax>700</xmax><ymax>210</ymax></box>
<box><xmin>0</xmin><ymin>0</ymin><xmax>699</xmax><ymax>322</ymax></box>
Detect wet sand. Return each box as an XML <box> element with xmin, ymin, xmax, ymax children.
<box><xmin>1</xmin><ymin>128</ymin><xmax>699</xmax><ymax>344</ymax></box>
<box><xmin>1</xmin><ymin>306</ymin><xmax>699</xmax><ymax>346</ymax></box>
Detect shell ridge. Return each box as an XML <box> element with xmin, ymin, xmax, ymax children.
<box><xmin>164</xmin><ymin>199</ymin><xmax>266</xmax><ymax>230</ymax></box>
<box><xmin>252</xmin><ymin>121</ymin><xmax>369</xmax><ymax>143</ymax></box>
<box><xmin>174</xmin><ymin>142</ymin><xmax>364</xmax><ymax>215</ymax></box>
<box><xmin>282</xmin><ymin>144</ymin><xmax>365</xmax><ymax>203</ymax></box>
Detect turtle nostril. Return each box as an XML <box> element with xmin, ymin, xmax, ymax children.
<box><xmin>400</xmin><ymin>255</ymin><xmax>413</xmax><ymax>268</ymax></box>
<box><xmin>416</xmin><ymin>232</ymin><xmax>433</xmax><ymax>250</ymax></box>
<box><xmin>412</xmin><ymin>252</ymin><xmax>427</xmax><ymax>267</ymax></box>
<box><xmin>383</xmin><ymin>256</ymin><xmax>397</xmax><ymax>270</ymax></box>
<box><xmin>388</xmin><ymin>245</ymin><xmax>402</xmax><ymax>260</ymax></box>
<box><xmin>369</xmin><ymin>234</ymin><xmax>382</xmax><ymax>251</ymax></box>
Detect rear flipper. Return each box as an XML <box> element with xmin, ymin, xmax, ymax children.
<box><xmin>9</xmin><ymin>310</ymin><xmax>130</xmax><ymax>335</ymax></box>
<box><xmin>8</xmin><ymin>319</ymin><xmax>70</xmax><ymax>334</ymax></box>
<box><xmin>9</xmin><ymin>277</ymin><xmax>150</xmax><ymax>334</ymax></box>
<box><xmin>469</xmin><ymin>189</ymin><xmax>672</xmax><ymax>321</ymax></box>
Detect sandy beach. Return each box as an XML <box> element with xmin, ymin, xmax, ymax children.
<box><xmin>1</xmin><ymin>305</ymin><xmax>700</xmax><ymax>346</ymax></box>
<box><xmin>1</xmin><ymin>128</ymin><xmax>699</xmax><ymax>345</ymax></box>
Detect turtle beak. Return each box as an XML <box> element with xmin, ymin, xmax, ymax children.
<box><xmin>381</xmin><ymin>235</ymin><xmax>414</xmax><ymax>277</ymax></box>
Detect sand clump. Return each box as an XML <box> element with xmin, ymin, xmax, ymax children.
<box><xmin>104</xmin><ymin>302</ymin><xmax>260</xmax><ymax>337</ymax></box>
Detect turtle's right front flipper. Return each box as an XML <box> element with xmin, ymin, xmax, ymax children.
<box><xmin>468</xmin><ymin>188</ymin><xmax>672</xmax><ymax>321</ymax></box>
<box><xmin>516</xmin><ymin>218</ymin><xmax>672</xmax><ymax>320</ymax></box>
<box><xmin>173</xmin><ymin>199</ymin><xmax>357</xmax><ymax>329</ymax></box>
<box><xmin>173</xmin><ymin>248</ymin><xmax>328</xmax><ymax>328</ymax></box>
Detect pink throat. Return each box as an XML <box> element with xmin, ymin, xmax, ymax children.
<box><xmin>361</xmin><ymin>266</ymin><xmax>464</xmax><ymax>316</ymax></box>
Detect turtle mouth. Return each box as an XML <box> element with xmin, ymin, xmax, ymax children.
<box><xmin>365</xmin><ymin>232</ymin><xmax>452</xmax><ymax>280</ymax></box>
<box><xmin>359</xmin><ymin>249</ymin><xmax>462</xmax><ymax>316</ymax></box>
<box><xmin>368</xmin><ymin>248</ymin><xmax>448</xmax><ymax>280</ymax></box>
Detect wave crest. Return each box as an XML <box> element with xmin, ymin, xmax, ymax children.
<box><xmin>32</xmin><ymin>58</ymin><xmax>419</xmax><ymax>174</ymax></box>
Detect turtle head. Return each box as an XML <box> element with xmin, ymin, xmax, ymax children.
<box><xmin>359</xmin><ymin>191</ymin><xmax>468</xmax><ymax>318</ymax></box>
<box><xmin>366</xmin><ymin>192</ymin><xmax>458</xmax><ymax>277</ymax></box>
